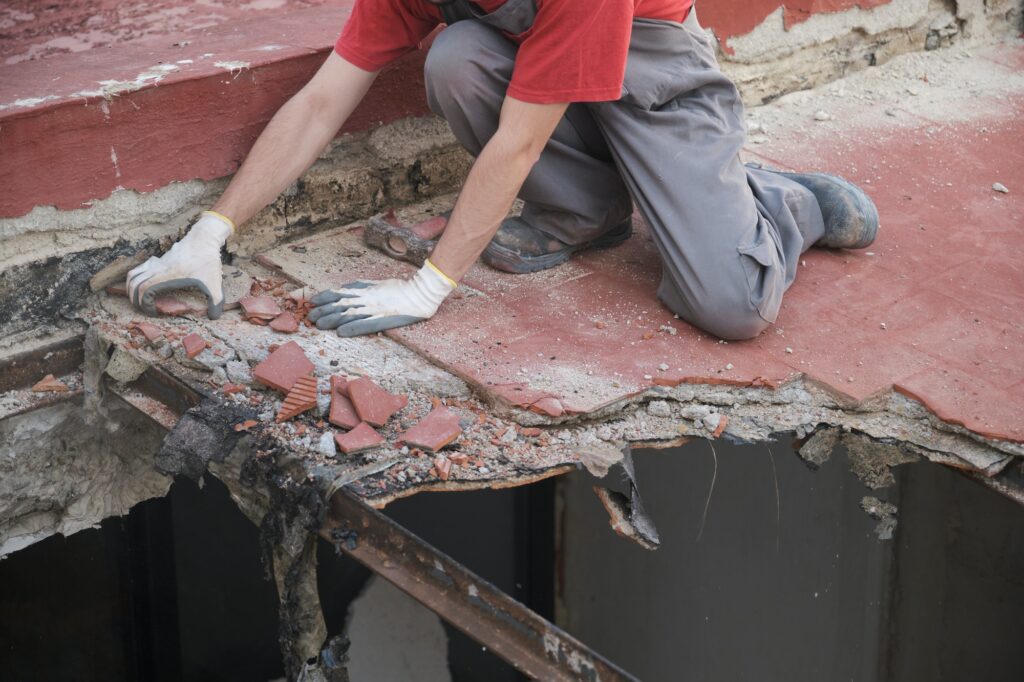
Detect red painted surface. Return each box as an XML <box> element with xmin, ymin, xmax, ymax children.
<box><xmin>1</xmin><ymin>0</ymin><xmax>897</xmax><ymax>218</ymax></box>
<box><xmin>0</xmin><ymin>4</ymin><xmax>428</xmax><ymax>218</ymax></box>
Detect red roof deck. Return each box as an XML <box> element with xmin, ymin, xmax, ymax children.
<box><xmin>261</xmin><ymin>40</ymin><xmax>1024</xmax><ymax>443</ymax></box>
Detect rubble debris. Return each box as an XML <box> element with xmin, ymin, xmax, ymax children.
<box><xmin>222</xmin><ymin>383</ymin><xmax>245</xmax><ymax>395</ymax></box>
<box><xmin>860</xmin><ymin>496</ymin><xmax>898</xmax><ymax>540</ymax></box>
<box><xmin>992</xmin><ymin>182</ymin><xmax>1009</xmax><ymax>193</ymax></box>
<box><xmin>234</xmin><ymin>419</ymin><xmax>258</xmax><ymax>432</ymax></box>
<box><xmin>593</xmin><ymin>486</ymin><xmax>659</xmax><ymax>551</ymax></box>
<box><xmin>105</xmin><ymin>347</ymin><xmax>149</xmax><ymax>383</ymax></box>
<box><xmin>105</xmin><ymin>283</ymin><xmax>128</xmax><ymax>297</ymax></box>
<box><xmin>154</xmin><ymin>296</ymin><xmax>194</xmax><ymax>316</ymax></box>
<box><xmin>31</xmin><ymin>374</ymin><xmax>69</xmax><ymax>393</ymax></box>
<box><xmin>269</xmin><ymin>311</ymin><xmax>299</xmax><ymax>334</ymax></box>
<box><xmin>182</xmin><ymin>333</ymin><xmax>209</xmax><ymax>359</ymax></box>
<box><xmin>277</xmin><ymin>375</ymin><xmax>319</xmax><ymax>422</ymax></box>
<box><xmin>136</xmin><ymin>322</ymin><xmax>165</xmax><ymax>345</ymax></box>
<box><xmin>347</xmin><ymin>377</ymin><xmax>407</xmax><ymax>427</ymax></box>
<box><xmin>318</xmin><ymin>431</ymin><xmax>336</xmax><ymax>457</ymax></box>
<box><xmin>240</xmin><ymin>296</ymin><xmax>283</xmax><ymax>321</ymax></box>
<box><xmin>225</xmin><ymin>360</ymin><xmax>253</xmax><ymax>385</ymax></box>
<box><xmin>253</xmin><ymin>341</ymin><xmax>314</xmax><ymax>393</ymax></box>
<box><xmin>845</xmin><ymin>434</ymin><xmax>918</xmax><ymax>489</ymax></box>
<box><xmin>449</xmin><ymin>453</ymin><xmax>470</xmax><ymax>466</ymax></box>
<box><xmin>798</xmin><ymin>428</ymin><xmax>840</xmax><ymax>469</ymax></box>
<box><xmin>433</xmin><ymin>455</ymin><xmax>452</xmax><ymax>481</ymax></box>
<box><xmin>402</xmin><ymin>406</ymin><xmax>462</xmax><ymax>452</ymax></box>
<box><xmin>329</xmin><ymin>377</ymin><xmax>361</xmax><ymax>430</ymax></box>
<box><xmin>335</xmin><ymin>422</ymin><xmax>385</xmax><ymax>454</ymax></box>
<box><xmin>813</xmin><ymin>109</ymin><xmax>832</xmax><ymax>121</ymax></box>
<box><xmin>646</xmin><ymin>400</ymin><xmax>672</xmax><ymax>418</ymax></box>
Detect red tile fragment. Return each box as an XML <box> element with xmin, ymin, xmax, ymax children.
<box><xmin>31</xmin><ymin>374</ymin><xmax>69</xmax><ymax>393</ymax></box>
<box><xmin>234</xmin><ymin>419</ymin><xmax>258</xmax><ymax>432</ymax></box>
<box><xmin>334</xmin><ymin>422</ymin><xmax>385</xmax><ymax>454</ymax></box>
<box><xmin>182</xmin><ymin>333</ymin><xmax>209</xmax><ymax>359</ymax></box>
<box><xmin>240</xmin><ymin>296</ymin><xmax>282</xmax><ymax>321</ymax></box>
<box><xmin>347</xmin><ymin>377</ymin><xmax>408</xmax><ymax>427</ymax></box>
<box><xmin>448</xmin><ymin>453</ymin><xmax>470</xmax><ymax>466</ymax></box>
<box><xmin>402</xmin><ymin>407</ymin><xmax>462</xmax><ymax>452</ymax></box>
<box><xmin>328</xmin><ymin>376</ymin><xmax>361</xmax><ymax>430</ymax></box>
<box><xmin>433</xmin><ymin>455</ymin><xmax>452</xmax><ymax>481</ymax></box>
<box><xmin>269</xmin><ymin>311</ymin><xmax>299</xmax><ymax>333</ymax></box>
<box><xmin>253</xmin><ymin>341</ymin><xmax>315</xmax><ymax>393</ymax></box>
<box><xmin>530</xmin><ymin>397</ymin><xmax>564</xmax><ymax>418</ymax></box>
<box><xmin>222</xmin><ymin>383</ymin><xmax>245</xmax><ymax>395</ymax></box>
<box><xmin>137</xmin><ymin>322</ymin><xmax>164</xmax><ymax>344</ymax></box>
<box><xmin>712</xmin><ymin>415</ymin><xmax>729</xmax><ymax>438</ymax></box>
<box><xmin>154</xmin><ymin>297</ymin><xmax>193</xmax><ymax>317</ymax></box>
<box><xmin>105</xmin><ymin>283</ymin><xmax>128</xmax><ymax>297</ymax></box>
<box><xmin>276</xmin><ymin>374</ymin><xmax>318</xmax><ymax>422</ymax></box>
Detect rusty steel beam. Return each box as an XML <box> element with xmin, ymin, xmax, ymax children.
<box><xmin>321</xmin><ymin>489</ymin><xmax>638</xmax><ymax>682</ymax></box>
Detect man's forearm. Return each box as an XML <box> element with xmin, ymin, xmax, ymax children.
<box><xmin>212</xmin><ymin>54</ymin><xmax>377</xmax><ymax>227</ymax></box>
<box><xmin>430</xmin><ymin>98</ymin><xmax>568</xmax><ymax>281</ymax></box>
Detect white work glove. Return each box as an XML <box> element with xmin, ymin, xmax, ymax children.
<box><xmin>126</xmin><ymin>211</ymin><xmax>234</xmax><ymax>319</ymax></box>
<box><xmin>308</xmin><ymin>260</ymin><xmax>457</xmax><ymax>337</ymax></box>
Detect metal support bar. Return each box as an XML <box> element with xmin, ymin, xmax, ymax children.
<box><xmin>321</xmin><ymin>489</ymin><xmax>639</xmax><ymax>682</ymax></box>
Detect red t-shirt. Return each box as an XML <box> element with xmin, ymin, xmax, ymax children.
<box><xmin>335</xmin><ymin>0</ymin><xmax>693</xmax><ymax>103</ymax></box>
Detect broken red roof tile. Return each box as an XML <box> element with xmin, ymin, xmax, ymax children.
<box><xmin>334</xmin><ymin>422</ymin><xmax>385</xmax><ymax>454</ymax></box>
<box><xmin>137</xmin><ymin>322</ymin><xmax>164</xmax><ymax>344</ymax></box>
<box><xmin>31</xmin><ymin>374</ymin><xmax>69</xmax><ymax>393</ymax></box>
<box><xmin>402</xmin><ymin>406</ymin><xmax>462</xmax><ymax>452</ymax></box>
<box><xmin>277</xmin><ymin>374</ymin><xmax>318</xmax><ymax>422</ymax></box>
<box><xmin>347</xmin><ymin>377</ymin><xmax>408</xmax><ymax>427</ymax></box>
<box><xmin>222</xmin><ymin>383</ymin><xmax>245</xmax><ymax>395</ymax></box>
<box><xmin>269</xmin><ymin>311</ymin><xmax>299</xmax><ymax>333</ymax></box>
<box><xmin>234</xmin><ymin>419</ymin><xmax>258</xmax><ymax>432</ymax></box>
<box><xmin>517</xmin><ymin>426</ymin><xmax>542</xmax><ymax>437</ymax></box>
<box><xmin>448</xmin><ymin>453</ymin><xmax>470</xmax><ymax>466</ymax></box>
<box><xmin>239</xmin><ymin>296</ymin><xmax>282</xmax><ymax>321</ymax></box>
<box><xmin>154</xmin><ymin>296</ymin><xmax>194</xmax><ymax>317</ymax></box>
<box><xmin>433</xmin><ymin>455</ymin><xmax>452</xmax><ymax>481</ymax></box>
<box><xmin>182</xmin><ymin>333</ymin><xmax>208</xmax><ymax>359</ymax></box>
<box><xmin>712</xmin><ymin>414</ymin><xmax>729</xmax><ymax>438</ymax></box>
<box><xmin>328</xmin><ymin>376</ymin><xmax>361</xmax><ymax>430</ymax></box>
<box><xmin>252</xmin><ymin>340</ymin><xmax>314</xmax><ymax>393</ymax></box>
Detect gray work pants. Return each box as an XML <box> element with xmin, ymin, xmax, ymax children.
<box><xmin>424</xmin><ymin>13</ymin><xmax>825</xmax><ymax>340</ymax></box>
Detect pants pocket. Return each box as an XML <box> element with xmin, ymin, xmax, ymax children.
<box><xmin>737</xmin><ymin>226</ymin><xmax>784</xmax><ymax>323</ymax></box>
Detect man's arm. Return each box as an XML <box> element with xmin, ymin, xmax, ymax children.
<box><xmin>213</xmin><ymin>54</ymin><xmax>378</xmax><ymax>226</ymax></box>
<box><xmin>429</xmin><ymin>97</ymin><xmax>569</xmax><ymax>280</ymax></box>
<box><xmin>127</xmin><ymin>54</ymin><xmax>377</xmax><ymax>317</ymax></box>
<box><xmin>308</xmin><ymin>97</ymin><xmax>568</xmax><ymax>337</ymax></box>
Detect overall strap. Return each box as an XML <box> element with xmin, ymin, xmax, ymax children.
<box><xmin>425</xmin><ymin>0</ymin><xmax>478</xmax><ymax>25</ymax></box>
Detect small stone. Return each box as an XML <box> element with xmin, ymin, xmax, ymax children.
<box><xmin>211</xmin><ymin>367</ymin><xmax>227</xmax><ymax>385</ymax></box>
<box><xmin>725</xmin><ymin>363</ymin><xmax>734</xmax><ymax>370</ymax></box>
<box><xmin>702</xmin><ymin>413</ymin><xmax>722</xmax><ymax>432</ymax></box>
<box><xmin>785</xmin><ymin>347</ymin><xmax>793</xmax><ymax>354</ymax></box>
<box><xmin>647</xmin><ymin>400</ymin><xmax>672</xmax><ymax>418</ymax></box>
<box><xmin>658</xmin><ymin>363</ymin><xmax>669</xmax><ymax>371</ymax></box>
<box><xmin>643</xmin><ymin>374</ymin><xmax>653</xmax><ymax>380</ymax></box>
<box><xmin>31</xmin><ymin>374</ymin><xmax>70</xmax><ymax>393</ymax></box>
<box><xmin>226</xmin><ymin>360</ymin><xmax>253</xmax><ymax>385</ymax></box>
<box><xmin>478</xmin><ymin>466</ymin><xmax>490</xmax><ymax>475</ymax></box>
<box><xmin>992</xmin><ymin>182</ymin><xmax>1009</xmax><ymax>194</ymax></box>
<box><xmin>880</xmin><ymin>322</ymin><xmax>887</xmax><ymax>330</ymax></box>
<box><xmin>318</xmin><ymin>431</ymin><xmax>337</xmax><ymax>457</ymax></box>
<box><xmin>499</xmin><ymin>428</ymin><xmax>517</xmax><ymax>444</ymax></box>
<box><xmin>813</xmin><ymin>110</ymin><xmax>831</xmax><ymax>121</ymax></box>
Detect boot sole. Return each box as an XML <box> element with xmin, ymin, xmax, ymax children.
<box><xmin>483</xmin><ymin>220</ymin><xmax>634</xmax><ymax>274</ymax></box>
<box><xmin>776</xmin><ymin>171</ymin><xmax>880</xmax><ymax>249</ymax></box>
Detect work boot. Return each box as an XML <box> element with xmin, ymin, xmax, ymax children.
<box><xmin>482</xmin><ymin>216</ymin><xmax>633</xmax><ymax>274</ymax></box>
<box><xmin>758</xmin><ymin>167</ymin><xmax>879</xmax><ymax>249</ymax></box>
